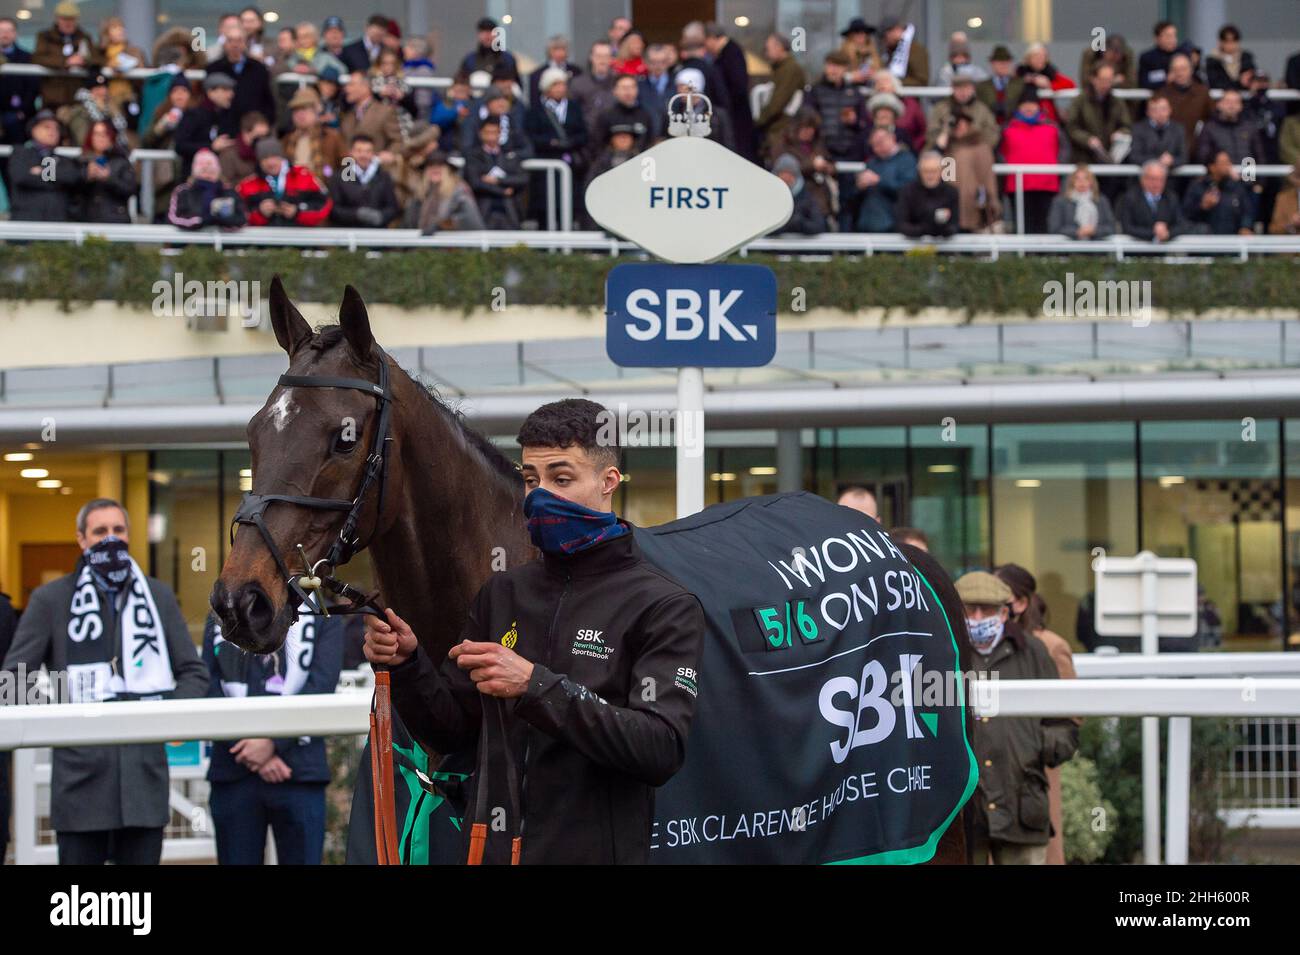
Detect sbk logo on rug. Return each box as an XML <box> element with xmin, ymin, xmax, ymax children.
<box><xmin>571</xmin><ymin>628</ymin><xmax>614</xmax><ymax>661</ymax></box>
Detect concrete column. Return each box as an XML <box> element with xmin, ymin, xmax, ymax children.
<box><xmin>406</xmin><ymin>0</ymin><xmax>430</xmax><ymax>40</ymax></box>
<box><xmin>1185</xmin><ymin>0</ymin><xmax>1227</xmax><ymax>59</ymax></box>
<box><xmin>118</xmin><ymin>0</ymin><xmax>156</xmax><ymax>53</ymax></box>
<box><xmin>777</xmin><ymin>428</ymin><xmax>802</xmax><ymax>493</ymax></box>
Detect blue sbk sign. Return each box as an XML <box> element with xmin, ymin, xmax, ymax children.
<box><xmin>605</xmin><ymin>263</ymin><xmax>777</xmax><ymax>368</ymax></box>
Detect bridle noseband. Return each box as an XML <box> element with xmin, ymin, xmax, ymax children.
<box><xmin>230</xmin><ymin>357</ymin><xmax>394</xmax><ymax>620</ymax></box>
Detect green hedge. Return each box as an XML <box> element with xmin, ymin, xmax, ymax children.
<box><xmin>0</xmin><ymin>240</ymin><xmax>1295</xmax><ymax>317</ymax></box>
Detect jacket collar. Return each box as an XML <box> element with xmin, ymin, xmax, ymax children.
<box><xmin>541</xmin><ymin>526</ymin><xmax>640</xmax><ymax>579</ymax></box>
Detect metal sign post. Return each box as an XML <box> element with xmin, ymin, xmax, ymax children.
<box><xmin>589</xmin><ymin>96</ymin><xmax>791</xmax><ymax>518</ymax></box>
<box><xmin>1094</xmin><ymin>551</ymin><xmax>1198</xmax><ymax>865</ymax></box>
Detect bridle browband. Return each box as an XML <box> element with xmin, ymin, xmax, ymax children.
<box><xmin>230</xmin><ymin>355</ymin><xmax>394</xmax><ymax>621</ymax></box>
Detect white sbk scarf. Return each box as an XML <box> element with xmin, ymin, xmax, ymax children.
<box><xmin>66</xmin><ymin>557</ymin><xmax>174</xmax><ymax>703</ymax></box>
<box><xmin>888</xmin><ymin>24</ymin><xmax>916</xmax><ymax>81</ymax></box>
<box><xmin>211</xmin><ymin>605</ymin><xmax>314</xmax><ymax>697</ymax></box>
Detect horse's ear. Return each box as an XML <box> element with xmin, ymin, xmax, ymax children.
<box><xmin>269</xmin><ymin>275</ymin><xmax>312</xmax><ymax>356</ymax></box>
<box><xmin>339</xmin><ymin>285</ymin><xmax>375</xmax><ymax>359</ymax></box>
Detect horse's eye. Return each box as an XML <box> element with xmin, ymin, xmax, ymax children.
<box><xmin>332</xmin><ymin>430</ymin><xmax>358</xmax><ymax>454</ymax></box>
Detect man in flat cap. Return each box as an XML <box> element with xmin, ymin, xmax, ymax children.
<box><xmin>175</xmin><ymin>72</ymin><xmax>239</xmax><ymax>177</ymax></box>
<box><xmin>33</xmin><ymin>1</ymin><xmax>102</xmax><ymax>110</ymax></box>
<box><xmin>955</xmin><ymin>570</ymin><xmax>1079</xmax><ymax>865</ymax></box>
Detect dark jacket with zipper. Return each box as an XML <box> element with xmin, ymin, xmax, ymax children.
<box><xmin>389</xmin><ymin>530</ymin><xmax>705</xmax><ymax>864</ymax></box>
<box><xmin>969</xmin><ymin>621</ymin><xmax>1078</xmax><ymax>846</ymax></box>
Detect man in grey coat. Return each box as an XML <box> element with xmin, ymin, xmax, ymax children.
<box><xmin>2</xmin><ymin>497</ymin><xmax>207</xmax><ymax>864</ymax></box>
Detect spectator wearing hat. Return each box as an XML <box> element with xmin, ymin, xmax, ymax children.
<box><xmin>464</xmin><ymin>115</ymin><xmax>528</xmax><ymax>229</ymax></box>
<box><xmin>937</xmin><ymin>31</ymin><xmax>987</xmax><ymax>86</ymax></box>
<box><xmin>994</xmin><ymin>563</ymin><xmax>1080</xmax><ymax>867</ymax></box>
<box><xmin>321</xmin><ymin>16</ymin><xmax>348</xmax><ymax>66</ymax></box>
<box><xmin>775</xmin><ymin>111</ymin><xmax>834</xmax><ymax>217</ymax></box>
<box><xmin>526</xmin><ymin>67</ymin><xmax>586</xmax><ymax>221</ymax></box>
<box><xmin>835</xmin><ymin>17</ymin><xmax>880</xmax><ymax>86</ymax></box>
<box><xmin>528</xmin><ymin>35</ymin><xmax>582</xmax><ymax>105</ymax></box>
<box><xmin>315</xmin><ymin>66</ymin><xmax>344</xmax><ymax>129</ymax></box>
<box><xmin>849</xmin><ymin>125</ymin><xmax>916</xmax><ymax>232</ymax></box>
<box><xmin>460</xmin><ymin>17</ymin><xmax>519</xmax><ymax>84</ymax></box>
<box><xmin>0</xmin><ymin>17</ymin><xmax>41</xmax><ymax>149</ymax></box>
<box><xmin>807</xmin><ymin>51</ymin><xmax>864</xmax><ymax>162</ymax></box>
<box><xmin>926</xmin><ymin>74</ymin><xmax>999</xmax><ymax>151</ymax></box>
<box><xmin>1048</xmin><ymin>165</ymin><xmax>1117</xmax><ymax>240</ymax></box>
<box><xmin>282</xmin><ymin>87</ymin><xmax>345</xmax><ymax>182</ymax></box>
<box><xmin>1016</xmin><ymin>43</ymin><xmax>1074</xmax><ymax>124</ymax></box>
<box><xmin>170</xmin><ymin>147</ymin><xmax>246</xmax><ymax>229</ymax></box>
<box><xmin>1064</xmin><ymin>63</ymin><xmax>1131</xmax><ymax>165</ymax></box>
<box><xmin>219</xmin><ymin>110</ymin><xmax>269</xmax><ymax>186</ymax></box>
<box><xmin>339</xmin><ymin>15</ymin><xmax>384</xmax><ymax>73</ymax></box>
<box><xmin>405</xmin><ymin>149</ymin><xmax>484</xmax><ymax>233</ymax></box>
<box><xmin>33</xmin><ymin>1</ymin><xmax>102</xmax><ymax>111</ymax></box>
<box><xmin>329</xmin><ymin>133</ymin><xmax>399</xmax><ymax>227</ymax></box>
<box><xmin>869</xmin><ymin>73</ymin><xmax>926</xmax><ymax>153</ymax></box>
<box><xmin>1128</xmin><ymin>93</ymin><xmax>1187</xmax><ymax>170</ymax></box>
<box><xmin>976</xmin><ymin>46</ymin><xmax>1026</xmax><ymax>127</ymax></box>
<box><xmin>584</xmin><ymin>121</ymin><xmax>640</xmax><ymax>198</ymax></box>
<box><xmin>388</xmin><ymin>122</ymin><xmax>441</xmax><ymax>208</ymax></box>
<box><xmin>143</xmin><ymin>72</ymin><xmax>192</xmax><ymax>150</ymax></box>
<box><xmin>773</xmin><ymin>152</ymin><xmax>827</xmax><ymax>234</ymax></box>
<box><xmin>340</xmin><ymin>69</ymin><xmax>402</xmax><ymax>157</ymax></box>
<box><xmin>879</xmin><ymin>15</ymin><xmax>929</xmax><ymax>88</ymax></box>
<box><xmin>999</xmin><ymin>87</ymin><xmax>1063</xmax><ymax>234</ymax></box>
<box><xmin>75</xmin><ymin>118</ymin><xmax>136</xmax><ymax>223</ymax></box>
<box><xmin>955</xmin><ymin>570</ymin><xmax>1077</xmax><ymax>865</ymax></box>
<box><xmin>8</xmin><ymin>109</ymin><xmax>82</xmax><ymax>220</ymax></box>
<box><xmin>61</xmin><ymin>70</ymin><xmax>129</xmax><ymax>151</ymax></box>
<box><xmin>592</xmin><ymin>73</ymin><xmax>654</xmax><ymax>157</ymax></box>
<box><xmin>755</xmin><ymin>33</ymin><xmax>807</xmax><ymax>161</ymax></box>
<box><xmin>896</xmin><ymin>150</ymin><xmax>959</xmax><ymax>238</ymax></box>
<box><xmin>175</xmin><ymin>72</ymin><xmax>238</xmax><ymax>178</ymax></box>
<box><xmin>273</xmin><ymin>20</ymin><xmax>348</xmax><ymax>116</ymax></box>
<box><xmin>207</xmin><ymin>20</ymin><xmax>277</xmax><ymax>129</ymax></box>
<box><xmin>237</xmin><ymin>135</ymin><xmax>331</xmax><ymax>226</ymax></box>
<box><xmin>460</xmin><ymin>83</ymin><xmax>532</xmax><ymax>159</ymax></box>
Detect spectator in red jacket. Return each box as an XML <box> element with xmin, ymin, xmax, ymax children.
<box><xmin>237</xmin><ymin>136</ymin><xmax>332</xmax><ymax>226</ymax></box>
<box><xmin>998</xmin><ymin>88</ymin><xmax>1063</xmax><ymax>233</ymax></box>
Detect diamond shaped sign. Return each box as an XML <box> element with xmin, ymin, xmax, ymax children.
<box><xmin>584</xmin><ymin>136</ymin><xmax>794</xmax><ymax>263</ymax></box>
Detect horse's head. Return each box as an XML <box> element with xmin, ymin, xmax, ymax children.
<box><xmin>211</xmin><ymin>277</ymin><xmax>403</xmax><ymax>653</ymax></box>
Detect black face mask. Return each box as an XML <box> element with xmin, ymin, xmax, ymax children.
<box><xmin>85</xmin><ymin>535</ymin><xmax>132</xmax><ymax>591</ymax></box>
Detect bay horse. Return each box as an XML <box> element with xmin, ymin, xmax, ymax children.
<box><xmin>212</xmin><ymin>278</ymin><xmax>972</xmax><ymax>864</ymax></box>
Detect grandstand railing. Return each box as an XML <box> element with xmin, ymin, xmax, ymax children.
<box><xmin>2</xmin><ymin>676</ymin><xmax>1299</xmax><ymax>864</ymax></box>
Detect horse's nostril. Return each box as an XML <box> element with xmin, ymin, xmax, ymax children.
<box><xmin>237</xmin><ymin>584</ymin><xmax>275</xmax><ymax>633</ymax></box>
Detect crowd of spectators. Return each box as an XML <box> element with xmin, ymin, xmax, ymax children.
<box><xmin>1</xmin><ymin>6</ymin><xmax>1299</xmax><ymax>238</ymax></box>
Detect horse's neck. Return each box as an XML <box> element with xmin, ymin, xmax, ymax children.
<box><xmin>365</xmin><ymin>372</ymin><xmax>530</xmax><ymax>654</ymax></box>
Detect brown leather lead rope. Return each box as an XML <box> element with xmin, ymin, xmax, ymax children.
<box><xmin>369</xmin><ymin>666</ymin><xmax>400</xmax><ymax>865</ymax></box>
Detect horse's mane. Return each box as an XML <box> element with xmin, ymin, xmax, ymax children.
<box><xmin>309</xmin><ymin>325</ymin><xmax>524</xmax><ymax>497</ymax></box>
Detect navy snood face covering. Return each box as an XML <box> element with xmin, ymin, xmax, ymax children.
<box><xmin>524</xmin><ymin>486</ymin><xmax>628</xmax><ymax>555</ymax></box>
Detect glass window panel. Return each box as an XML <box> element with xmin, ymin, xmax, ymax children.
<box><xmin>909</xmin><ymin>422</ymin><xmax>990</xmax><ymax>576</ymax></box>
<box><xmin>1141</xmin><ymin>420</ymin><xmax>1282</xmax><ymax>649</ymax></box>
<box><xmin>813</xmin><ymin>426</ymin><xmax>907</xmax><ymax>525</ymax></box>
<box><xmin>1285</xmin><ymin>421</ymin><xmax>1300</xmax><ymax>650</ymax></box>
<box><xmin>992</xmin><ymin>422</ymin><xmax>1138</xmax><ymax>646</ymax></box>
<box><xmin>150</xmin><ymin>450</ymin><xmax>221</xmax><ymax>643</ymax></box>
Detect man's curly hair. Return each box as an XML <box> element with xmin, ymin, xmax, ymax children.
<box><xmin>517</xmin><ymin>398</ymin><xmax>619</xmax><ymax>470</ymax></box>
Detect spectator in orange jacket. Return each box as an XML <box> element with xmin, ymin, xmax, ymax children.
<box><xmin>237</xmin><ymin>137</ymin><xmax>331</xmax><ymax>226</ymax></box>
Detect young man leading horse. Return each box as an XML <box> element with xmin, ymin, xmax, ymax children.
<box><xmin>363</xmin><ymin>398</ymin><xmax>706</xmax><ymax>864</ymax></box>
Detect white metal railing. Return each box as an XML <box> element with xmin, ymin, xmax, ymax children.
<box><xmin>3</xmin><ymin>678</ymin><xmax>1299</xmax><ymax>866</ymax></box>
<box><xmin>858</xmin><ymin>83</ymin><xmax>1300</xmax><ymax>102</ymax></box>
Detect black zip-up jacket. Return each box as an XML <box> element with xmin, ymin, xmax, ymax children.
<box><xmin>389</xmin><ymin>530</ymin><xmax>705</xmax><ymax>864</ymax></box>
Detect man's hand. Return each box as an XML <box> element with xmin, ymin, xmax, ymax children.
<box><xmin>277</xmin><ymin>201</ymin><xmax>298</xmax><ymax>219</ymax></box>
<box><xmin>1159</xmin><ymin>151</ymin><xmax>1174</xmax><ymax>166</ymax></box>
<box><xmin>450</xmin><ymin>640</ymin><xmax>535</xmax><ymax>698</ymax></box>
<box><xmin>230</xmin><ymin>737</ymin><xmax>275</xmax><ymax>770</ymax></box>
<box><xmin>1201</xmin><ymin>187</ymin><xmax>1220</xmax><ymax>209</ymax></box>
<box><xmin>1154</xmin><ymin>220</ymin><xmax>1171</xmax><ymax>242</ymax></box>
<box><xmin>855</xmin><ymin>169</ymin><xmax>880</xmax><ymax>189</ymax></box>
<box><xmin>258</xmin><ymin>198</ymin><xmax>277</xmax><ymax>217</ymax></box>
<box><xmin>211</xmin><ymin>135</ymin><xmax>235</xmax><ymax>152</ymax></box>
<box><xmin>258</xmin><ymin>755</ymin><xmax>293</xmax><ymax>783</ymax></box>
<box><xmin>364</xmin><ymin>608</ymin><xmax>418</xmax><ymax>666</ymax></box>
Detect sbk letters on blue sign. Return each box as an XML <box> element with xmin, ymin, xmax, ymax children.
<box><xmin>605</xmin><ymin>263</ymin><xmax>777</xmax><ymax>368</ymax></box>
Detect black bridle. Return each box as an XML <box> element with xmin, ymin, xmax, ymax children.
<box><xmin>230</xmin><ymin>356</ymin><xmax>393</xmax><ymax>621</ymax></box>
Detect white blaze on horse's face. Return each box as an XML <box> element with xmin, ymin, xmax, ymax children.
<box><xmin>269</xmin><ymin>389</ymin><xmax>299</xmax><ymax>432</ymax></box>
